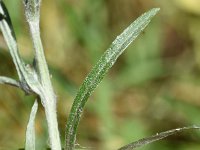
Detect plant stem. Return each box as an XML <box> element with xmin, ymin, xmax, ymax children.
<box><xmin>0</xmin><ymin>1</ymin><xmax>39</xmax><ymax>94</ymax></box>
<box><xmin>1</xmin><ymin>1</ymin><xmax>61</xmax><ymax>149</ymax></box>
<box><xmin>29</xmin><ymin>21</ymin><xmax>52</xmax><ymax>89</ymax></box>
<box><xmin>23</xmin><ymin>1</ymin><xmax>61</xmax><ymax>149</ymax></box>
<box><xmin>40</xmin><ymin>93</ymin><xmax>61</xmax><ymax>150</ymax></box>
<box><xmin>28</xmin><ymin>21</ymin><xmax>61</xmax><ymax>150</ymax></box>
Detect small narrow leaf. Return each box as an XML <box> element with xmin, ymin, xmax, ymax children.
<box><xmin>0</xmin><ymin>76</ymin><xmax>20</xmax><ymax>87</ymax></box>
<box><xmin>25</xmin><ymin>100</ymin><xmax>38</xmax><ymax>150</ymax></box>
<box><xmin>118</xmin><ymin>126</ymin><xmax>200</xmax><ymax>150</ymax></box>
<box><xmin>0</xmin><ymin>1</ymin><xmax>22</xmax><ymax>79</ymax></box>
<box><xmin>65</xmin><ymin>8</ymin><xmax>160</xmax><ymax>149</ymax></box>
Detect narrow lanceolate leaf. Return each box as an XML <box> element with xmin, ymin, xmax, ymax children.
<box><xmin>25</xmin><ymin>100</ymin><xmax>38</xmax><ymax>150</ymax></box>
<box><xmin>65</xmin><ymin>8</ymin><xmax>160</xmax><ymax>150</ymax></box>
<box><xmin>118</xmin><ymin>126</ymin><xmax>200</xmax><ymax>150</ymax></box>
<box><xmin>0</xmin><ymin>1</ymin><xmax>23</xmax><ymax>80</ymax></box>
<box><xmin>0</xmin><ymin>76</ymin><xmax>20</xmax><ymax>88</ymax></box>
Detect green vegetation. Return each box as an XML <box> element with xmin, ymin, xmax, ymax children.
<box><xmin>0</xmin><ymin>0</ymin><xmax>200</xmax><ymax>150</ymax></box>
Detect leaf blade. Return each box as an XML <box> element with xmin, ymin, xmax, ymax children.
<box><xmin>118</xmin><ymin>126</ymin><xmax>200</xmax><ymax>150</ymax></box>
<box><xmin>25</xmin><ymin>100</ymin><xmax>38</xmax><ymax>150</ymax></box>
<box><xmin>65</xmin><ymin>8</ymin><xmax>160</xmax><ymax>150</ymax></box>
<box><xmin>0</xmin><ymin>76</ymin><xmax>20</xmax><ymax>87</ymax></box>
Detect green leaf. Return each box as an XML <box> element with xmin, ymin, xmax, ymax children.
<box><xmin>65</xmin><ymin>8</ymin><xmax>160</xmax><ymax>150</ymax></box>
<box><xmin>118</xmin><ymin>126</ymin><xmax>200</xmax><ymax>150</ymax></box>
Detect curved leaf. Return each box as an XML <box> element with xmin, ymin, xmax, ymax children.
<box><xmin>118</xmin><ymin>126</ymin><xmax>200</xmax><ymax>150</ymax></box>
<box><xmin>65</xmin><ymin>8</ymin><xmax>160</xmax><ymax>150</ymax></box>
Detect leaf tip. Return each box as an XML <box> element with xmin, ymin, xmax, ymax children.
<box><xmin>152</xmin><ymin>8</ymin><xmax>160</xmax><ymax>15</ymax></box>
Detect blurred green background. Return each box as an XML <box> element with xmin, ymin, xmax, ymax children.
<box><xmin>0</xmin><ymin>0</ymin><xmax>200</xmax><ymax>149</ymax></box>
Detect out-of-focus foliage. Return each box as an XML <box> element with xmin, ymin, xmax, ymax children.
<box><xmin>0</xmin><ymin>0</ymin><xmax>200</xmax><ymax>149</ymax></box>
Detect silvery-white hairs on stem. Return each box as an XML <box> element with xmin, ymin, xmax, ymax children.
<box><xmin>24</xmin><ymin>0</ymin><xmax>41</xmax><ymax>22</ymax></box>
<box><xmin>0</xmin><ymin>0</ymin><xmax>62</xmax><ymax>149</ymax></box>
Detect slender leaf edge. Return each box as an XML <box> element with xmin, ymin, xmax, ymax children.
<box><xmin>118</xmin><ymin>125</ymin><xmax>200</xmax><ymax>150</ymax></box>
